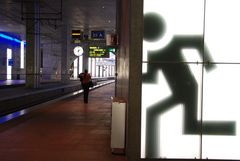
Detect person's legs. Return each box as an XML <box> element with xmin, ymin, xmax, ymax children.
<box><xmin>83</xmin><ymin>85</ymin><xmax>89</xmax><ymax>103</ymax></box>
<box><xmin>85</xmin><ymin>87</ymin><xmax>89</xmax><ymax>103</ymax></box>
<box><xmin>83</xmin><ymin>90</ymin><xmax>87</xmax><ymax>103</ymax></box>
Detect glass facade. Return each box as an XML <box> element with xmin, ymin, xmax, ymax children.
<box><xmin>88</xmin><ymin>53</ymin><xmax>115</xmax><ymax>78</ymax></box>
<box><xmin>141</xmin><ymin>0</ymin><xmax>240</xmax><ymax>159</ymax></box>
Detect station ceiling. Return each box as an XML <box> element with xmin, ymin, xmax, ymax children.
<box><xmin>0</xmin><ymin>0</ymin><xmax>117</xmax><ymax>41</ymax></box>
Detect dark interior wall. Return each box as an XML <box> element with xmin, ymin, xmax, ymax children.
<box><xmin>127</xmin><ymin>0</ymin><xmax>143</xmax><ymax>160</ymax></box>
<box><xmin>115</xmin><ymin>0</ymin><xmax>130</xmax><ymax>98</ymax></box>
<box><xmin>116</xmin><ymin>0</ymin><xmax>143</xmax><ymax>160</ymax></box>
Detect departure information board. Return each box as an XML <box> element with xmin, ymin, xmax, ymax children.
<box><xmin>89</xmin><ymin>46</ymin><xmax>109</xmax><ymax>58</ymax></box>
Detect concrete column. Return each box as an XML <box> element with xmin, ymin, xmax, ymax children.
<box><xmin>116</xmin><ymin>0</ymin><xmax>143</xmax><ymax>160</ymax></box>
<box><xmin>25</xmin><ymin>1</ymin><xmax>41</xmax><ymax>88</ymax></box>
<box><xmin>127</xmin><ymin>0</ymin><xmax>143</xmax><ymax>160</ymax></box>
<box><xmin>61</xmin><ymin>25</ymin><xmax>70</xmax><ymax>83</ymax></box>
<box><xmin>82</xmin><ymin>43</ymin><xmax>89</xmax><ymax>71</ymax></box>
<box><xmin>127</xmin><ymin>0</ymin><xmax>143</xmax><ymax>158</ymax></box>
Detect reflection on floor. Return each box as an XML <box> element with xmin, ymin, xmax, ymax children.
<box><xmin>0</xmin><ymin>83</ymin><xmax>126</xmax><ymax>161</ymax></box>
<box><xmin>0</xmin><ymin>79</ymin><xmax>25</xmax><ymax>86</ymax></box>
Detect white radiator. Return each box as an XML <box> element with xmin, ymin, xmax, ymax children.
<box><xmin>111</xmin><ymin>97</ymin><xmax>126</xmax><ymax>151</ymax></box>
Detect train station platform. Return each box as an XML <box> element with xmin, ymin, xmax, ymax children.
<box><xmin>0</xmin><ymin>78</ymin><xmax>114</xmax><ymax>116</ymax></box>
<box><xmin>0</xmin><ymin>82</ymin><xmax>125</xmax><ymax>161</ymax></box>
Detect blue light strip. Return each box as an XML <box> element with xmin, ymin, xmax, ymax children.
<box><xmin>0</xmin><ymin>33</ymin><xmax>23</xmax><ymax>44</ymax></box>
<box><xmin>0</xmin><ymin>110</ymin><xmax>26</xmax><ymax>124</ymax></box>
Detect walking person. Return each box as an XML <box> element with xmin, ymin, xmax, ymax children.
<box><xmin>79</xmin><ymin>69</ymin><xmax>92</xmax><ymax>103</ymax></box>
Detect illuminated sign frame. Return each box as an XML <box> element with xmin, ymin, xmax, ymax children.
<box><xmin>72</xmin><ymin>30</ymin><xmax>82</xmax><ymax>39</ymax></box>
<box><xmin>91</xmin><ymin>30</ymin><xmax>105</xmax><ymax>39</ymax></box>
<box><xmin>89</xmin><ymin>46</ymin><xmax>109</xmax><ymax>58</ymax></box>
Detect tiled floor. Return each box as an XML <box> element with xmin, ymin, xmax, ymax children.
<box><xmin>0</xmin><ymin>83</ymin><xmax>126</xmax><ymax>161</ymax></box>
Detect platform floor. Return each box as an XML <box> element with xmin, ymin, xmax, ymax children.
<box><xmin>0</xmin><ymin>83</ymin><xmax>126</xmax><ymax>161</ymax></box>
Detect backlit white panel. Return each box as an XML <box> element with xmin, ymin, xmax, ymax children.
<box><xmin>142</xmin><ymin>0</ymin><xmax>240</xmax><ymax>160</ymax></box>
<box><xmin>202</xmin><ymin>65</ymin><xmax>240</xmax><ymax>159</ymax></box>
<box><xmin>159</xmin><ymin>105</ymin><xmax>200</xmax><ymax>158</ymax></box>
<box><xmin>78</xmin><ymin>55</ymin><xmax>83</xmax><ymax>74</ymax></box>
<box><xmin>7</xmin><ymin>48</ymin><xmax>12</xmax><ymax>80</ymax></box>
<box><xmin>73</xmin><ymin>58</ymin><xmax>78</xmax><ymax>79</ymax></box>
<box><xmin>204</xmin><ymin>0</ymin><xmax>240</xmax><ymax>63</ymax></box>
<box><xmin>202</xmin><ymin>0</ymin><xmax>240</xmax><ymax>159</ymax></box>
<box><xmin>88</xmin><ymin>58</ymin><xmax>92</xmax><ymax>73</ymax></box>
<box><xmin>96</xmin><ymin>58</ymin><xmax>99</xmax><ymax>77</ymax></box>
<box><xmin>20</xmin><ymin>41</ymin><xmax>24</xmax><ymax>69</ymax></box>
<box><xmin>142</xmin><ymin>0</ymin><xmax>204</xmax><ymax>158</ymax></box>
<box><xmin>92</xmin><ymin>58</ymin><xmax>96</xmax><ymax>77</ymax></box>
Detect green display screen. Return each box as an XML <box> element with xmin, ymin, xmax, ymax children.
<box><xmin>89</xmin><ymin>46</ymin><xmax>109</xmax><ymax>58</ymax></box>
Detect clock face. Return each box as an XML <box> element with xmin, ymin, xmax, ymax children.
<box><xmin>73</xmin><ymin>46</ymin><xmax>83</xmax><ymax>56</ymax></box>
